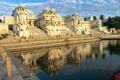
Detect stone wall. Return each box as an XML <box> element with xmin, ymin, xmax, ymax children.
<box><xmin>0</xmin><ymin>23</ymin><xmax>8</xmax><ymax>34</ymax></box>
<box><xmin>4</xmin><ymin>16</ymin><xmax>14</xmax><ymax>25</ymax></box>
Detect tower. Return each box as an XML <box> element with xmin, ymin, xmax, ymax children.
<box><xmin>98</xmin><ymin>19</ymin><xmax>103</xmax><ymax>31</ymax></box>
<box><xmin>13</xmin><ymin>3</ymin><xmax>29</xmax><ymax>37</ymax></box>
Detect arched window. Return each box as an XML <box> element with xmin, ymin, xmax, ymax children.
<box><xmin>29</xmin><ymin>21</ymin><xmax>31</xmax><ymax>26</ymax></box>
<box><xmin>78</xmin><ymin>20</ymin><xmax>80</xmax><ymax>24</ymax></box>
<box><xmin>72</xmin><ymin>19</ymin><xmax>74</xmax><ymax>26</ymax></box>
<box><xmin>0</xmin><ymin>19</ymin><xmax>2</xmax><ymax>23</ymax></box>
<box><xmin>28</xmin><ymin>14</ymin><xmax>32</xmax><ymax>17</ymax></box>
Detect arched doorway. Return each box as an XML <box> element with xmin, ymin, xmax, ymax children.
<box><xmin>8</xmin><ymin>25</ymin><xmax>13</xmax><ymax>31</ymax></box>
<box><xmin>0</xmin><ymin>19</ymin><xmax>2</xmax><ymax>23</ymax></box>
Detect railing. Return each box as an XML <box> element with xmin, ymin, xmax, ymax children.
<box><xmin>0</xmin><ymin>46</ymin><xmax>12</xmax><ymax>77</ymax></box>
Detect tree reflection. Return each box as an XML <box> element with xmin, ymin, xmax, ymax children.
<box><xmin>107</xmin><ymin>40</ymin><xmax>120</xmax><ymax>55</ymax></box>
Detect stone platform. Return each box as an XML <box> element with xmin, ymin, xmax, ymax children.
<box><xmin>0</xmin><ymin>48</ymin><xmax>39</xmax><ymax>80</ymax></box>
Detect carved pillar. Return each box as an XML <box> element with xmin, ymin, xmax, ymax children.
<box><xmin>6</xmin><ymin>57</ymin><xmax>12</xmax><ymax>77</ymax></box>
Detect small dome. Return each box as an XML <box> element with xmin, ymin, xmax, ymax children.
<box><xmin>72</xmin><ymin>12</ymin><xmax>78</xmax><ymax>17</ymax></box>
<box><xmin>74</xmin><ymin>12</ymin><xmax>78</xmax><ymax>15</ymax></box>
<box><xmin>18</xmin><ymin>3</ymin><xmax>26</xmax><ymax>8</ymax></box>
<box><xmin>51</xmin><ymin>8</ymin><xmax>56</xmax><ymax>12</ymax></box>
<box><xmin>45</xmin><ymin>7</ymin><xmax>50</xmax><ymax>11</ymax></box>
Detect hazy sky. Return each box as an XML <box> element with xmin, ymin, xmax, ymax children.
<box><xmin>0</xmin><ymin>0</ymin><xmax>119</xmax><ymax>18</ymax></box>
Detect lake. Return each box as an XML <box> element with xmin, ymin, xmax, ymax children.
<box><xmin>10</xmin><ymin>40</ymin><xmax>120</xmax><ymax>80</ymax></box>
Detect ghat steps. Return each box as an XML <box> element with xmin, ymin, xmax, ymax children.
<box><xmin>28</xmin><ymin>26</ymin><xmax>47</xmax><ymax>35</ymax></box>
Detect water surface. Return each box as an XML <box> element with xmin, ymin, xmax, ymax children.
<box><xmin>11</xmin><ymin>40</ymin><xmax>120</xmax><ymax>80</ymax></box>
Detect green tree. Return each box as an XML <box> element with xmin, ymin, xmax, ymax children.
<box><xmin>93</xmin><ymin>16</ymin><xmax>97</xmax><ymax>20</ymax></box>
<box><xmin>100</xmin><ymin>14</ymin><xmax>104</xmax><ymax>20</ymax></box>
<box><xmin>107</xmin><ymin>17</ymin><xmax>113</xmax><ymax>28</ymax></box>
<box><xmin>112</xmin><ymin>16</ymin><xmax>120</xmax><ymax>29</ymax></box>
<box><xmin>107</xmin><ymin>16</ymin><xmax>120</xmax><ymax>29</ymax></box>
<box><xmin>84</xmin><ymin>17</ymin><xmax>87</xmax><ymax>21</ymax></box>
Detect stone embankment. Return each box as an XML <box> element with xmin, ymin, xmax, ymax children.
<box><xmin>100</xmin><ymin>34</ymin><xmax>120</xmax><ymax>40</ymax></box>
<box><xmin>1</xmin><ymin>37</ymin><xmax>100</xmax><ymax>50</ymax></box>
<box><xmin>0</xmin><ymin>46</ymin><xmax>39</xmax><ymax>80</ymax></box>
<box><xmin>0</xmin><ymin>34</ymin><xmax>120</xmax><ymax>50</ymax></box>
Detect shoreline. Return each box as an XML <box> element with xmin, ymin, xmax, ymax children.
<box><xmin>0</xmin><ymin>34</ymin><xmax>120</xmax><ymax>50</ymax></box>
<box><xmin>1</xmin><ymin>37</ymin><xmax>98</xmax><ymax>50</ymax></box>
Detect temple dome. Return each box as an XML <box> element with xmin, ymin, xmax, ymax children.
<box><xmin>51</xmin><ymin>8</ymin><xmax>56</xmax><ymax>12</ymax></box>
<box><xmin>44</xmin><ymin>7</ymin><xmax>50</xmax><ymax>11</ymax></box>
<box><xmin>74</xmin><ymin>12</ymin><xmax>78</xmax><ymax>15</ymax></box>
<box><xmin>18</xmin><ymin>3</ymin><xmax>26</xmax><ymax>8</ymax></box>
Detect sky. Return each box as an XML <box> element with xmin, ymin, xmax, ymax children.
<box><xmin>0</xmin><ymin>0</ymin><xmax>120</xmax><ymax>18</ymax></box>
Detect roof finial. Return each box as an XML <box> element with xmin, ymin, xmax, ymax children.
<box><xmin>18</xmin><ymin>2</ymin><xmax>26</xmax><ymax>8</ymax></box>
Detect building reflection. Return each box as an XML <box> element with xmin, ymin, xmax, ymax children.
<box><xmin>37</xmin><ymin>45</ymin><xmax>76</xmax><ymax>76</ymax></box>
<box><xmin>10</xmin><ymin>40</ymin><xmax>118</xmax><ymax>76</ymax></box>
<box><xmin>37</xmin><ymin>48</ymin><xmax>66</xmax><ymax>76</ymax></box>
<box><xmin>67</xmin><ymin>43</ymin><xmax>91</xmax><ymax>66</ymax></box>
<box><xmin>12</xmin><ymin>48</ymin><xmax>49</xmax><ymax>73</ymax></box>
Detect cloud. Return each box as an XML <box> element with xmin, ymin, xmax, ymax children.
<box><xmin>66</xmin><ymin>0</ymin><xmax>77</xmax><ymax>3</ymax></box>
<box><xmin>0</xmin><ymin>2</ymin><xmax>17</xmax><ymax>7</ymax></box>
<box><xmin>25</xmin><ymin>3</ymin><xmax>45</xmax><ymax>6</ymax></box>
<box><xmin>79</xmin><ymin>0</ymin><xmax>84</xmax><ymax>4</ymax></box>
<box><xmin>116</xmin><ymin>10</ymin><xmax>120</xmax><ymax>15</ymax></box>
<box><xmin>97</xmin><ymin>0</ymin><xmax>106</xmax><ymax>3</ymax></box>
<box><xmin>0</xmin><ymin>0</ymin><xmax>119</xmax><ymax>18</ymax></box>
<box><xmin>110</xmin><ymin>0</ymin><xmax>116</xmax><ymax>3</ymax></box>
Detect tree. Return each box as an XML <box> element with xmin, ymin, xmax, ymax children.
<box><xmin>112</xmin><ymin>16</ymin><xmax>120</xmax><ymax>29</ymax></box>
<box><xmin>100</xmin><ymin>14</ymin><xmax>104</xmax><ymax>20</ymax></box>
<box><xmin>106</xmin><ymin>16</ymin><xmax>120</xmax><ymax>29</ymax></box>
<box><xmin>93</xmin><ymin>16</ymin><xmax>97</xmax><ymax>20</ymax></box>
<box><xmin>107</xmin><ymin>17</ymin><xmax>113</xmax><ymax>28</ymax></box>
<box><xmin>84</xmin><ymin>17</ymin><xmax>87</xmax><ymax>21</ymax></box>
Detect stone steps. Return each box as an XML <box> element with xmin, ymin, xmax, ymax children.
<box><xmin>91</xmin><ymin>29</ymin><xmax>105</xmax><ymax>36</ymax></box>
<box><xmin>28</xmin><ymin>26</ymin><xmax>46</xmax><ymax>35</ymax></box>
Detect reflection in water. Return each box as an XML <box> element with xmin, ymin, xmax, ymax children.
<box><xmin>10</xmin><ymin>40</ymin><xmax>120</xmax><ymax>80</ymax></box>
<box><xmin>107</xmin><ymin>40</ymin><xmax>120</xmax><ymax>55</ymax></box>
<box><xmin>67</xmin><ymin>43</ymin><xmax>91</xmax><ymax>66</ymax></box>
<box><xmin>37</xmin><ymin>48</ymin><xmax>67</xmax><ymax>76</ymax></box>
